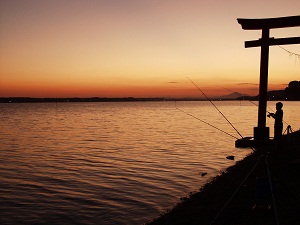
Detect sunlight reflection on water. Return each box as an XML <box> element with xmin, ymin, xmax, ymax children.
<box><xmin>0</xmin><ymin>101</ymin><xmax>299</xmax><ymax>225</ymax></box>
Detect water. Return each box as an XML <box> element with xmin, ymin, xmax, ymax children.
<box><xmin>1</xmin><ymin>101</ymin><xmax>299</xmax><ymax>225</ymax></box>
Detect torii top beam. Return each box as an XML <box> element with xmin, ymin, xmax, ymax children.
<box><xmin>238</xmin><ymin>15</ymin><xmax>300</xmax><ymax>48</ymax></box>
<box><xmin>237</xmin><ymin>15</ymin><xmax>300</xmax><ymax>30</ymax></box>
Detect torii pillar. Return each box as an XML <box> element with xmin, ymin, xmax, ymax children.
<box><xmin>237</xmin><ymin>15</ymin><xmax>300</xmax><ymax>141</ymax></box>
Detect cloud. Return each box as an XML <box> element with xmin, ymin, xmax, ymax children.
<box><xmin>237</xmin><ymin>83</ymin><xmax>259</xmax><ymax>86</ymax></box>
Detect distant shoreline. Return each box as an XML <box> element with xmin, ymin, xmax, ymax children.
<box><xmin>2</xmin><ymin>81</ymin><xmax>300</xmax><ymax>103</ymax></box>
<box><xmin>1</xmin><ymin>96</ymin><xmax>296</xmax><ymax>103</ymax></box>
<box><xmin>0</xmin><ymin>97</ymin><xmax>245</xmax><ymax>103</ymax></box>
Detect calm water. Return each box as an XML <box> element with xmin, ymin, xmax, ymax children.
<box><xmin>1</xmin><ymin>101</ymin><xmax>299</xmax><ymax>225</ymax></box>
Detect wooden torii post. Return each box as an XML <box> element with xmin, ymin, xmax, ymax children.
<box><xmin>237</xmin><ymin>15</ymin><xmax>300</xmax><ymax>141</ymax></box>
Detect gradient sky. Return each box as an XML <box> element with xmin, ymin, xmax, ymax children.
<box><xmin>1</xmin><ymin>0</ymin><xmax>299</xmax><ymax>98</ymax></box>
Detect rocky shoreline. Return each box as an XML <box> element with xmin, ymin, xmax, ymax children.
<box><xmin>146</xmin><ymin>143</ymin><xmax>300</xmax><ymax>225</ymax></box>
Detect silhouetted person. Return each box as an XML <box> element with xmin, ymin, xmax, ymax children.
<box><xmin>267</xmin><ymin>102</ymin><xmax>283</xmax><ymax>145</ymax></box>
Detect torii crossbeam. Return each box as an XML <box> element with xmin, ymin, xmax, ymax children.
<box><xmin>237</xmin><ymin>15</ymin><xmax>300</xmax><ymax>141</ymax></box>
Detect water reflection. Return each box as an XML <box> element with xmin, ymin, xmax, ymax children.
<box><xmin>0</xmin><ymin>101</ymin><xmax>299</xmax><ymax>225</ymax></box>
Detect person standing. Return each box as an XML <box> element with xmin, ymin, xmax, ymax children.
<box><xmin>268</xmin><ymin>102</ymin><xmax>283</xmax><ymax>141</ymax></box>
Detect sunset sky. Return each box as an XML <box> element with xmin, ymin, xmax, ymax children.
<box><xmin>1</xmin><ymin>0</ymin><xmax>299</xmax><ymax>98</ymax></box>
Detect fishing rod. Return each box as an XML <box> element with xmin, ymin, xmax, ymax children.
<box><xmin>187</xmin><ymin>77</ymin><xmax>244</xmax><ymax>139</ymax></box>
<box><xmin>176</xmin><ymin>107</ymin><xmax>239</xmax><ymax>140</ymax></box>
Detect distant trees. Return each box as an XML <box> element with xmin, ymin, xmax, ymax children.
<box><xmin>262</xmin><ymin>80</ymin><xmax>300</xmax><ymax>100</ymax></box>
<box><xmin>285</xmin><ymin>81</ymin><xmax>300</xmax><ymax>100</ymax></box>
<box><xmin>267</xmin><ymin>90</ymin><xmax>286</xmax><ymax>100</ymax></box>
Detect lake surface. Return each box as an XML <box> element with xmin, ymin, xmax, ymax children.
<box><xmin>1</xmin><ymin>101</ymin><xmax>299</xmax><ymax>225</ymax></box>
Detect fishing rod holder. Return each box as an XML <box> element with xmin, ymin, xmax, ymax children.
<box><xmin>235</xmin><ymin>127</ymin><xmax>271</xmax><ymax>148</ymax></box>
<box><xmin>235</xmin><ymin>136</ymin><xmax>273</xmax><ymax>148</ymax></box>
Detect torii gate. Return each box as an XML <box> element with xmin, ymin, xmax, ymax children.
<box><xmin>237</xmin><ymin>15</ymin><xmax>300</xmax><ymax>141</ymax></box>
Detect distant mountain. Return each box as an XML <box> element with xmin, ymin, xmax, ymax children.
<box><xmin>219</xmin><ymin>92</ymin><xmax>250</xmax><ymax>99</ymax></box>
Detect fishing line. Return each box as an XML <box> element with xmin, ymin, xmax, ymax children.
<box><xmin>219</xmin><ymin>86</ymin><xmax>260</xmax><ymax>108</ymax></box>
<box><xmin>209</xmin><ymin>154</ymin><xmax>264</xmax><ymax>225</ymax></box>
<box><xmin>220</xmin><ymin>86</ymin><xmax>290</xmax><ymax>127</ymax></box>
<box><xmin>187</xmin><ymin>77</ymin><xmax>244</xmax><ymax>139</ymax></box>
<box><xmin>266</xmin><ymin>155</ymin><xmax>280</xmax><ymax>225</ymax></box>
<box><xmin>176</xmin><ymin>107</ymin><xmax>239</xmax><ymax>140</ymax></box>
<box><xmin>219</xmin><ymin>86</ymin><xmax>275</xmax><ymax>114</ymax></box>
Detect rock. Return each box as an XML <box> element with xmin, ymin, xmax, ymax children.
<box><xmin>226</xmin><ymin>155</ymin><xmax>235</xmax><ymax>160</ymax></box>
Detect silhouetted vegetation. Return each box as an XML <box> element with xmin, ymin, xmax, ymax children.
<box><xmin>285</xmin><ymin>80</ymin><xmax>300</xmax><ymax>100</ymax></box>
<box><xmin>267</xmin><ymin>81</ymin><xmax>300</xmax><ymax>100</ymax></box>
<box><xmin>238</xmin><ymin>80</ymin><xmax>300</xmax><ymax>101</ymax></box>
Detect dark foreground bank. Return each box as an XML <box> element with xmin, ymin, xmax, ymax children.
<box><xmin>146</xmin><ymin>140</ymin><xmax>300</xmax><ymax>225</ymax></box>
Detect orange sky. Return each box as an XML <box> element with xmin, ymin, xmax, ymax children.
<box><xmin>1</xmin><ymin>0</ymin><xmax>299</xmax><ymax>98</ymax></box>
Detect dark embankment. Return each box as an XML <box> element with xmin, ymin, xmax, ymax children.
<box><xmin>146</xmin><ymin>142</ymin><xmax>300</xmax><ymax>225</ymax></box>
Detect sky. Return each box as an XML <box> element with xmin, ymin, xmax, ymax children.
<box><xmin>1</xmin><ymin>0</ymin><xmax>299</xmax><ymax>98</ymax></box>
